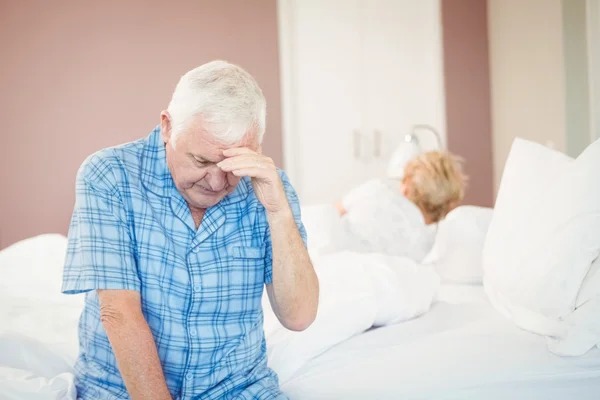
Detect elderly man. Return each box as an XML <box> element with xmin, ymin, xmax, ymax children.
<box><xmin>61</xmin><ymin>60</ymin><xmax>319</xmax><ymax>400</ymax></box>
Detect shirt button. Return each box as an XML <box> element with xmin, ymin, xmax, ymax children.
<box><xmin>190</xmin><ymin>328</ymin><xmax>197</xmax><ymax>337</ymax></box>
<box><xmin>186</xmin><ymin>372</ymin><xmax>193</xmax><ymax>380</ymax></box>
<box><xmin>193</xmin><ymin>283</ymin><xmax>201</xmax><ymax>292</ymax></box>
<box><xmin>192</xmin><ymin>247</ymin><xmax>200</xmax><ymax>253</ymax></box>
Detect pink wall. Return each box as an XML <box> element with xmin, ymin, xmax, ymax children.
<box><xmin>441</xmin><ymin>0</ymin><xmax>494</xmax><ymax>207</ymax></box>
<box><xmin>0</xmin><ymin>0</ymin><xmax>283</xmax><ymax>249</ymax></box>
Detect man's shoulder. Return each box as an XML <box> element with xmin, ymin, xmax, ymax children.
<box><xmin>76</xmin><ymin>138</ymin><xmax>146</xmax><ymax>193</ymax></box>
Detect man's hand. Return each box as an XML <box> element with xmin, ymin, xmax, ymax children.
<box><xmin>218</xmin><ymin>148</ymin><xmax>289</xmax><ymax>215</ymax></box>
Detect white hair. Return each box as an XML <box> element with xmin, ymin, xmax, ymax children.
<box><xmin>167</xmin><ymin>60</ymin><xmax>267</xmax><ymax>146</ymax></box>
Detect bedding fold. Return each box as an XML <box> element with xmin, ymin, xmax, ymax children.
<box><xmin>264</xmin><ymin>250</ymin><xmax>440</xmax><ymax>383</ymax></box>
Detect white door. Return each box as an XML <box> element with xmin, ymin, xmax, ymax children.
<box><xmin>278</xmin><ymin>0</ymin><xmax>364</xmax><ymax>205</ymax></box>
<box><xmin>587</xmin><ymin>0</ymin><xmax>600</xmax><ymax>141</ymax></box>
<box><xmin>362</xmin><ymin>0</ymin><xmax>446</xmax><ymax>174</ymax></box>
<box><xmin>278</xmin><ymin>0</ymin><xmax>445</xmax><ymax>205</ymax></box>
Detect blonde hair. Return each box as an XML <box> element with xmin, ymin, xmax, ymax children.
<box><xmin>402</xmin><ymin>151</ymin><xmax>468</xmax><ymax>223</ymax></box>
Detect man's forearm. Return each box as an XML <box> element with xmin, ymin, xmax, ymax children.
<box><xmin>266</xmin><ymin>207</ymin><xmax>319</xmax><ymax>331</ymax></box>
<box><xmin>99</xmin><ymin>295</ymin><xmax>171</xmax><ymax>400</ymax></box>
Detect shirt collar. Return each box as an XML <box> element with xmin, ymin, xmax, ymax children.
<box><xmin>140</xmin><ymin>125</ymin><xmax>251</xmax><ymax>205</ymax></box>
<box><xmin>140</xmin><ymin>126</ymin><xmax>175</xmax><ymax>198</ymax></box>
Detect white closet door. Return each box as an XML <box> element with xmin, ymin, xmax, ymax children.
<box><xmin>363</xmin><ymin>0</ymin><xmax>446</xmax><ymax>170</ymax></box>
<box><xmin>278</xmin><ymin>0</ymin><xmax>445</xmax><ymax>205</ymax></box>
<box><xmin>280</xmin><ymin>0</ymin><xmax>364</xmax><ymax>205</ymax></box>
<box><xmin>588</xmin><ymin>0</ymin><xmax>600</xmax><ymax>141</ymax></box>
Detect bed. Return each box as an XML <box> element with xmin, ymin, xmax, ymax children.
<box><xmin>2</xmin><ymin>231</ymin><xmax>600</xmax><ymax>399</ymax></box>
<box><xmin>2</xmin><ymin>259</ymin><xmax>599</xmax><ymax>399</ymax></box>
<box><xmin>3</xmin><ymin>136</ymin><xmax>600</xmax><ymax>399</ymax></box>
<box><xmin>280</xmin><ymin>284</ymin><xmax>600</xmax><ymax>399</ymax></box>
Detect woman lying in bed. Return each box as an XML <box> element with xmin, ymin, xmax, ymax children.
<box><xmin>334</xmin><ymin>150</ymin><xmax>467</xmax><ymax>261</ymax></box>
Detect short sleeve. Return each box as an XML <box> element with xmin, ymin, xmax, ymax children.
<box><xmin>341</xmin><ymin>179</ymin><xmax>381</xmax><ymax>211</ymax></box>
<box><xmin>264</xmin><ymin>170</ymin><xmax>307</xmax><ymax>284</ymax></box>
<box><xmin>62</xmin><ymin>156</ymin><xmax>140</xmax><ymax>294</ymax></box>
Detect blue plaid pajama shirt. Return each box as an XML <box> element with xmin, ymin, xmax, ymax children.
<box><xmin>62</xmin><ymin>126</ymin><xmax>307</xmax><ymax>400</ymax></box>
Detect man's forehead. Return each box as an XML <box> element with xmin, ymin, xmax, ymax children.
<box><xmin>187</xmin><ymin>129</ymin><xmax>259</xmax><ymax>161</ymax></box>
<box><xmin>234</xmin><ymin>132</ymin><xmax>260</xmax><ymax>150</ymax></box>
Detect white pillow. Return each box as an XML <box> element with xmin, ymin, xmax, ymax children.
<box><xmin>483</xmin><ymin>138</ymin><xmax>600</xmax><ymax>356</ymax></box>
<box><xmin>0</xmin><ymin>234</ymin><xmax>82</xmax><ymax>361</ymax></box>
<box><xmin>423</xmin><ymin>206</ymin><xmax>494</xmax><ymax>284</ymax></box>
<box><xmin>0</xmin><ymin>234</ymin><xmax>70</xmax><ymax>301</ymax></box>
<box><xmin>576</xmin><ymin>255</ymin><xmax>600</xmax><ymax>309</ymax></box>
<box><xmin>546</xmin><ymin>255</ymin><xmax>600</xmax><ymax>355</ymax></box>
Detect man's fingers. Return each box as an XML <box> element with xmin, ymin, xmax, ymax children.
<box><xmin>230</xmin><ymin>167</ymin><xmax>264</xmax><ymax>178</ymax></box>
<box><xmin>219</xmin><ymin>160</ymin><xmax>268</xmax><ymax>172</ymax></box>
<box><xmin>222</xmin><ymin>147</ymin><xmax>257</xmax><ymax>157</ymax></box>
<box><xmin>218</xmin><ymin>155</ymin><xmax>273</xmax><ymax>171</ymax></box>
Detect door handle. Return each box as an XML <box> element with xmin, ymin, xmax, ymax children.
<box><xmin>353</xmin><ymin>130</ymin><xmax>360</xmax><ymax>159</ymax></box>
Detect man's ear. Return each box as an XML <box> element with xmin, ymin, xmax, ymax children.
<box><xmin>160</xmin><ymin>111</ymin><xmax>173</xmax><ymax>144</ymax></box>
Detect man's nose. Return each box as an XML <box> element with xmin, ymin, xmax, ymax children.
<box><xmin>206</xmin><ymin>166</ymin><xmax>227</xmax><ymax>191</ymax></box>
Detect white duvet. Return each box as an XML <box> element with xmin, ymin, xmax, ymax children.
<box><xmin>0</xmin><ymin>332</ymin><xmax>77</xmax><ymax>400</ymax></box>
<box><xmin>264</xmin><ymin>251</ymin><xmax>440</xmax><ymax>383</ymax></box>
<box><xmin>0</xmin><ymin>235</ymin><xmax>440</xmax><ymax>399</ymax></box>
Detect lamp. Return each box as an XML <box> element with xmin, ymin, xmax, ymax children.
<box><xmin>386</xmin><ymin>124</ymin><xmax>443</xmax><ymax>178</ymax></box>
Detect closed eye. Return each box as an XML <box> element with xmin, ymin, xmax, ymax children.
<box><xmin>190</xmin><ymin>155</ymin><xmax>209</xmax><ymax>166</ymax></box>
<box><xmin>189</xmin><ymin>153</ymin><xmax>217</xmax><ymax>166</ymax></box>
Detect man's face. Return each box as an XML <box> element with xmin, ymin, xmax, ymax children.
<box><xmin>161</xmin><ymin>112</ymin><xmax>259</xmax><ymax>209</ymax></box>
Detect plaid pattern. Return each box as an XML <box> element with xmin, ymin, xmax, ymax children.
<box><xmin>62</xmin><ymin>126</ymin><xmax>306</xmax><ymax>400</ymax></box>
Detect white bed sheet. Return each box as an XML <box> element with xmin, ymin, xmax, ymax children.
<box><xmin>279</xmin><ymin>284</ymin><xmax>600</xmax><ymax>399</ymax></box>
<box><xmin>3</xmin><ymin>232</ymin><xmax>600</xmax><ymax>399</ymax></box>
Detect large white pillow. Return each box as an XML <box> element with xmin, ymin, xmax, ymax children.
<box><xmin>422</xmin><ymin>205</ymin><xmax>494</xmax><ymax>284</ymax></box>
<box><xmin>547</xmin><ymin>255</ymin><xmax>600</xmax><ymax>355</ymax></box>
<box><xmin>483</xmin><ymin>138</ymin><xmax>600</xmax><ymax>356</ymax></box>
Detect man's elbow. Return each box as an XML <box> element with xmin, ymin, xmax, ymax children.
<box><xmin>282</xmin><ymin>297</ymin><xmax>319</xmax><ymax>331</ymax></box>
<box><xmin>283</xmin><ymin>312</ymin><xmax>317</xmax><ymax>332</ymax></box>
